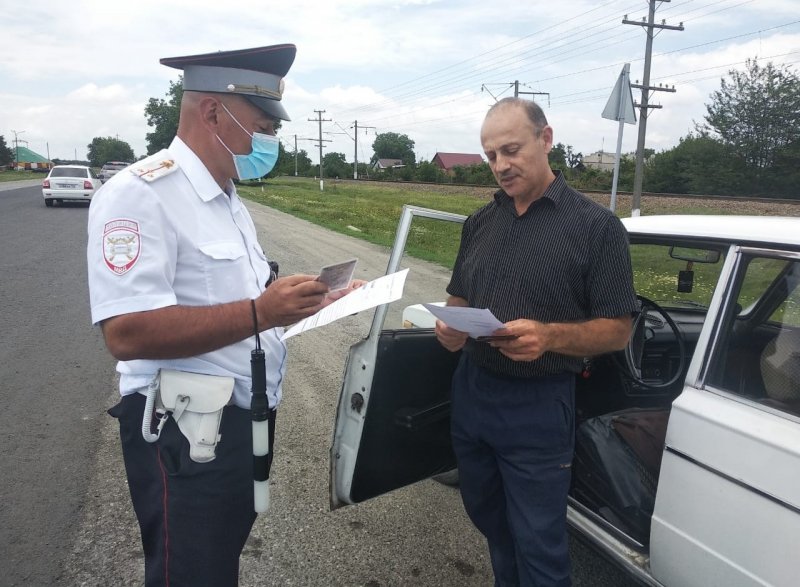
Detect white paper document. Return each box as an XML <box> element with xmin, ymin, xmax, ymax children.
<box><xmin>281</xmin><ymin>268</ymin><xmax>410</xmax><ymax>341</ymax></box>
<box><xmin>422</xmin><ymin>304</ymin><xmax>506</xmax><ymax>338</ymax></box>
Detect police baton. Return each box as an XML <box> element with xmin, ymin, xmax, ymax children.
<box><xmin>250</xmin><ymin>301</ymin><xmax>270</xmax><ymax>513</ymax></box>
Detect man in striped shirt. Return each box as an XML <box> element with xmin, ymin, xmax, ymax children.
<box><xmin>435</xmin><ymin>97</ymin><xmax>638</xmax><ymax>587</ymax></box>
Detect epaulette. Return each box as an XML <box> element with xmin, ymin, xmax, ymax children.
<box><xmin>132</xmin><ymin>157</ymin><xmax>179</xmax><ymax>183</ymax></box>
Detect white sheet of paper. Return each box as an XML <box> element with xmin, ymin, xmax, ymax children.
<box><xmin>281</xmin><ymin>268</ymin><xmax>410</xmax><ymax>341</ymax></box>
<box><xmin>422</xmin><ymin>304</ymin><xmax>505</xmax><ymax>338</ymax></box>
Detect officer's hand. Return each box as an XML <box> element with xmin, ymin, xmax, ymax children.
<box><xmin>320</xmin><ymin>279</ymin><xmax>368</xmax><ymax>307</ymax></box>
<box><xmin>435</xmin><ymin>319</ymin><xmax>468</xmax><ymax>352</ymax></box>
<box><xmin>256</xmin><ymin>274</ymin><xmax>329</xmax><ymax>328</ymax></box>
<box><xmin>489</xmin><ymin>319</ymin><xmax>552</xmax><ymax>362</ymax></box>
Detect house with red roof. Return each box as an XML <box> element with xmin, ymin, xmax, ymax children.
<box><xmin>432</xmin><ymin>152</ymin><xmax>484</xmax><ymax>175</ymax></box>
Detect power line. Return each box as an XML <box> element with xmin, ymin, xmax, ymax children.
<box><xmin>334</xmin><ymin>0</ymin><xmax>632</xmax><ymax>115</ymax></box>
<box><xmin>292</xmin><ymin>4</ymin><xmax>797</xmax><ymax>162</ymax></box>
<box><xmin>333</xmin><ymin>6</ymin><xmax>793</xmax><ymax>132</ymax></box>
<box><xmin>333</xmin><ymin>1</ymin><xmax>644</xmax><ymax>119</ymax></box>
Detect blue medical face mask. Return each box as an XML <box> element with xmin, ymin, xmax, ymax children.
<box><xmin>216</xmin><ymin>103</ymin><xmax>279</xmax><ymax>180</ymax></box>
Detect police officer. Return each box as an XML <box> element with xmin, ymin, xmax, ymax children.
<box><xmin>87</xmin><ymin>45</ymin><xmax>357</xmax><ymax>587</ymax></box>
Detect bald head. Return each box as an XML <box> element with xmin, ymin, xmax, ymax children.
<box><xmin>485</xmin><ymin>97</ymin><xmax>549</xmax><ymax>137</ymax></box>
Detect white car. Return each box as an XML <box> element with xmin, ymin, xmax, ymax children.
<box><xmin>97</xmin><ymin>161</ymin><xmax>131</xmax><ymax>183</ymax></box>
<box><xmin>331</xmin><ymin>206</ymin><xmax>800</xmax><ymax>587</ymax></box>
<box><xmin>42</xmin><ymin>165</ymin><xmax>101</xmax><ymax>207</ymax></box>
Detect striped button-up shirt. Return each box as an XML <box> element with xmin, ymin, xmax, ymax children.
<box><xmin>447</xmin><ymin>172</ymin><xmax>638</xmax><ymax>378</ymax></box>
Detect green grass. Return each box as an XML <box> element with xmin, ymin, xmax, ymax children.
<box><xmin>240</xmin><ymin>177</ymin><xmax>479</xmax><ymax>267</ymax></box>
<box><xmin>238</xmin><ymin>176</ymin><xmax>796</xmax><ymax>270</ymax></box>
<box><xmin>0</xmin><ymin>170</ymin><xmax>45</xmax><ymax>182</ymax></box>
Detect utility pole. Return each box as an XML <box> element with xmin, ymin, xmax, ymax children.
<box><xmin>308</xmin><ymin>110</ymin><xmax>332</xmax><ymax>191</ymax></box>
<box><xmin>291</xmin><ymin>135</ymin><xmax>317</xmax><ymax>177</ymax></box>
<box><xmin>352</xmin><ymin>121</ymin><xmax>375</xmax><ymax>180</ymax></box>
<box><xmin>481</xmin><ymin>82</ymin><xmax>549</xmax><ymax>105</ymax></box>
<box><xmin>517</xmin><ymin>87</ymin><xmax>550</xmax><ymax>105</ymax></box>
<box><xmin>11</xmin><ymin>129</ymin><xmax>24</xmax><ymax>169</ymax></box>
<box><xmin>624</xmin><ymin>1</ymin><xmax>683</xmax><ymax>216</ymax></box>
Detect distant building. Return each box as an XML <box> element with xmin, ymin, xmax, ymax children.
<box><xmin>583</xmin><ymin>151</ymin><xmax>617</xmax><ymax>172</ymax></box>
<box><xmin>432</xmin><ymin>152</ymin><xmax>484</xmax><ymax>175</ymax></box>
<box><xmin>13</xmin><ymin>146</ymin><xmax>51</xmax><ymax>171</ymax></box>
<box><xmin>372</xmin><ymin>158</ymin><xmax>404</xmax><ymax>171</ymax></box>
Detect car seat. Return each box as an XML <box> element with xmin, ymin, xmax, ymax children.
<box><xmin>759</xmin><ymin>328</ymin><xmax>800</xmax><ymax>414</ymax></box>
<box><xmin>572</xmin><ymin>408</ymin><xmax>670</xmax><ymax>546</ymax></box>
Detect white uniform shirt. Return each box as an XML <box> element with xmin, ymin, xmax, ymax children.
<box><xmin>87</xmin><ymin>137</ymin><xmax>286</xmax><ymax>409</ymax></box>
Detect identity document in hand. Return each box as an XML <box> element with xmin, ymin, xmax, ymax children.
<box><xmin>317</xmin><ymin>258</ymin><xmax>358</xmax><ymax>291</ymax></box>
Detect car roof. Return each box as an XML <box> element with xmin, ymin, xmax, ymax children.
<box><xmin>51</xmin><ymin>165</ymin><xmax>90</xmax><ymax>169</ymax></box>
<box><xmin>622</xmin><ymin>215</ymin><xmax>800</xmax><ymax>248</ymax></box>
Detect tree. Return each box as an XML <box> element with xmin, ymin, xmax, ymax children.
<box><xmin>548</xmin><ymin>142</ymin><xmax>584</xmax><ymax>173</ymax></box>
<box><xmin>770</xmin><ymin>139</ymin><xmax>800</xmax><ymax>199</ymax></box>
<box><xmin>271</xmin><ymin>143</ymin><xmax>312</xmax><ymax>177</ymax></box>
<box><xmin>548</xmin><ymin>143</ymin><xmax>567</xmax><ymax>171</ymax></box>
<box><xmin>645</xmin><ymin>134</ymin><xmax>741</xmax><ymax>195</ymax></box>
<box><xmin>145</xmin><ymin>78</ymin><xmax>183</xmax><ymax>155</ymax></box>
<box><xmin>322</xmin><ymin>152</ymin><xmax>351</xmax><ymax>179</ymax></box>
<box><xmin>416</xmin><ymin>160</ymin><xmax>447</xmax><ymax>183</ymax></box>
<box><xmin>0</xmin><ymin>135</ymin><xmax>13</xmax><ymax>167</ymax></box>
<box><xmin>701</xmin><ymin>59</ymin><xmax>800</xmax><ymax>187</ymax></box>
<box><xmin>270</xmin><ymin>141</ymin><xmax>291</xmax><ymax>177</ymax></box>
<box><xmin>566</xmin><ymin>145</ymin><xmax>584</xmax><ymax>171</ymax></box>
<box><xmin>87</xmin><ymin>137</ymin><xmax>135</xmax><ymax>168</ymax></box>
<box><xmin>295</xmin><ymin>149</ymin><xmax>314</xmax><ymax>176</ymax></box>
<box><xmin>452</xmin><ymin>162</ymin><xmax>494</xmax><ymax>185</ymax></box>
<box><xmin>371</xmin><ymin>132</ymin><xmax>416</xmax><ymax>166</ymax></box>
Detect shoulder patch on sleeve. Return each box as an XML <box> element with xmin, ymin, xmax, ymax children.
<box><xmin>132</xmin><ymin>158</ymin><xmax>179</xmax><ymax>183</ymax></box>
<box><xmin>102</xmin><ymin>219</ymin><xmax>142</xmax><ymax>275</ymax></box>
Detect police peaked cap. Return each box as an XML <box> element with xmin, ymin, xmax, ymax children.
<box><xmin>160</xmin><ymin>44</ymin><xmax>296</xmax><ymax>121</ymax></box>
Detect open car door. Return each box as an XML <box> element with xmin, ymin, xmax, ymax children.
<box><xmin>330</xmin><ymin>205</ymin><xmax>466</xmax><ymax>509</ymax></box>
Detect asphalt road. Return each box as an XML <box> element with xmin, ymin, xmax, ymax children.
<box><xmin>0</xmin><ymin>180</ymin><xmax>637</xmax><ymax>586</ymax></box>
<box><xmin>0</xmin><ymin>182</ymin><xmax>115</xmax><ymax>586</ymax></box>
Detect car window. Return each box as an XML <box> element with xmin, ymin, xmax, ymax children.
<box><xmin>50</xmin><ymin>168</ymin><xmax>88</xmax><ymax>178</ymax></box>
<box><xmin>630</xmin><ymin>242</ymin><xmax>725</xmax><ymax>309</ymax></box>
<box><xmin>769</xmin><ymin>278</ymin><xmax>800</xmax><ymax>327</ymax></box>
<box><xmin>706</xmin><ymin>253</ymin><xmax>800</xmax><ymax>416</ymax></box>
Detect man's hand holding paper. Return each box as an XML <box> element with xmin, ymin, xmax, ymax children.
<box><xmin>281</xmin><ymin>268</ymin><xmax>409</xmax><ymax>341</ymax></box>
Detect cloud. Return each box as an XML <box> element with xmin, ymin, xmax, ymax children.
<box><xmin>1</xmin><ymin>0</ymin><xmax>798</xmax><ymax>164</ymax></box>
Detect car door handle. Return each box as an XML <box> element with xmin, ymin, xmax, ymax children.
<box><xmin>394</xmin><ymin>401</ymin><xmax>451</xmax><ymax>430</ymax></box>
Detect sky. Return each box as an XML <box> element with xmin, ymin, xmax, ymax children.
<box><xmin>2</xmin><ymin>0</ymin><xmax>799</xmax><ymax>167</ymax></box>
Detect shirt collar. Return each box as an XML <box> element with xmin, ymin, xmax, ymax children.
<box><xmin>168</xmin><ymin>136</ymin><xmax>231</xmax><ymax>202</ymax></box>
<box><xmin>493</xmin><ymin>170</ymin><xmax>569</xmax><ymax>213</ymax></box>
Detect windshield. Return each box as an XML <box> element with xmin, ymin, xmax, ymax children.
<box><xmin>50</xmin><ymin>167</ymin><xmax>89</xmax><ymax>178</ymax></box>
<box><xmin>630</xmin><ymin>242</ymin><xmax>726</xmax><ymax>309</ymax></box>
<box><xmin>102</xmin><ymin>162</ymin><xmax>129</xmax><ymax>170</ymax></box>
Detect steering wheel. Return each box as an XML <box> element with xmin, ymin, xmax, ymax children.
<box><xmin>621</xmin><ymin>295</ymin><xmax>687</xmax><ymax>390</ymax></box>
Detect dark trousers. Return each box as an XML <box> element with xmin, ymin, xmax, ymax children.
<box><xmin>109</xmin><ymin>392</ymin><xmax>276</xmax><ymax>587</ymax></box>
<box><xmin>451</xmin><ymin>354</ymin><xmax>575</xmax><ymax>587</ymax></box>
